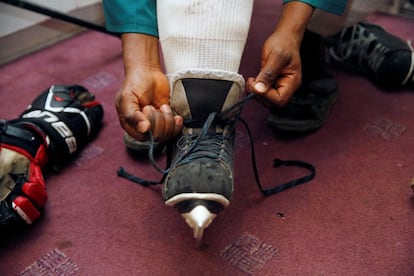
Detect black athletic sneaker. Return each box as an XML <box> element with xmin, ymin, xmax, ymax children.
<box><xmin>267</xmin><ymin>30</ymin><xmax>339</xmax><ymax>133</ymax></box>
<box><xmin>267</xmin><ymin>77</ymin><xmax>338</xmax><ymax>133</ymax></box>
<box><xmin>123</xmin><ymin>132</ymin><xmax>164</xmax><ymax>154</ymax></box>
<box><xmin>163</xmin><ymin>70</ymin><xmax>245</xmax><ymax>242</ymax></box>
<box><xmin>324</xmin><ymin>22</ymin><xmax>414</xmax><ymax>88</ymax></box>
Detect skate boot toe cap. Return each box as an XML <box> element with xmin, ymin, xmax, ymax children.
<box><xmin>163</xmin><ymin>158</ymin><xmax>234</xmax><ymax>201</ymax></box>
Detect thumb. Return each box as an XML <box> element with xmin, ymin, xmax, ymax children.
<box><xmin>252</xmin><ymin>67</ymin><xmax>282</xmax><ymax>95</ymax></box>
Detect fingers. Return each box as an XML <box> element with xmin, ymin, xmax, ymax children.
<box><xmin>115</xmin><ymin>91</ymin><xmax>146</xmax><ymax>140</ymax></box>
<box><xmin>251</xmin><ymin>59</ymin><xmax>286</xmax><ymax>95</ymax></box>
<box><xmin>247</xmin><ymin>30</ymin><xmax>303</xmax><ymax>107</ymax></box>
<box><xmin>247</xmin><ymin>67</ymin><xmax>285</xmax><ymax>107</ymax></box>
<box><xmin>247</xmin><ymin>73</ymin><xmax>300</xmax><ymax>107</ymax></box>
<box><xmin>118</xmin><ymin>102</ymin><xmax>182</xmax><ymax>142</ymax></box>
<box><xmin>142</xmin><ymin>104</ymin><xmax>183</xmax><ymax>141</ymax></box>
<box><xmin>248</xmin><ymin>60</ymin><xmax>301</xmax><ymax>107</ymax></box>
<box><xmin>120</xmin><ymin>110</ymin><xmax>149</xmax><ymax>142</ymax></box>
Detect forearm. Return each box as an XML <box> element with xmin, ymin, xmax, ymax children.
<box><xmin>275</xmin><ymin>1</ymin><xmax>315</xmax><ymax>45</ymax></box>
<box><xmin>121</xmin><ymin>33</ymin><xmax>162</xmax><ymax>76</ymax></box>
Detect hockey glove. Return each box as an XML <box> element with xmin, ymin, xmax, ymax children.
<box><xmin>0</xmin><ymin>85</ymin><xmax>103</xmax><ymax>229</ymax></box>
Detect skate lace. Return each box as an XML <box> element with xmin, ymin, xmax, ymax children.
<box><xmin>118</xmin><ymin>93</ymin><xmax>316</xmax><ymax>196</ymax></box>
<box><xmin>173</xmin><ymin>130</ymin><xmax>233</xmax><ymax>165</ymax></box>
<box><xmin>329</xmin><ymin>23</ymin><xmax>389</xmax><ymax>73</ymax></box>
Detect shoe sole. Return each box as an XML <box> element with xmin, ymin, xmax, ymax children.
<box><xmin>267</xmin><ymin>92</ymin><xmax>339</xmax><ymax>133</ymax></box>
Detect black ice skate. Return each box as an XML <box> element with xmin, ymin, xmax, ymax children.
<box><xmin>116</xmin><ymin>70</ymin><xmax>317</xmax><ymax>245</ymax></box>
<box><xmin>163</xmin><ymin>69</ymin><xmax>245</xmax><ymax>243</ymax></box>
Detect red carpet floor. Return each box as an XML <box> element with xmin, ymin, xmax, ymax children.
<box><xmin>1</xmin><ymin>1</ymin><xmax>414</xmax><ymax>275</ymax></box>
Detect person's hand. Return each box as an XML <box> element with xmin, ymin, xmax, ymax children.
<box><xmin>247</xmin><ymin>1</ymin><xmax>314</xmax><ymax>107</ymax></box>
<box><xmin>247</xmin><ymin>31</ymin><xmax>302</xmax><ymax>107</ymax></box>
<box><xmin>116</xmin><ymin>33</ymin><xmax>183</xmax><ymax>142</ymax></box>
<box><xmin>115</xmin><ymin>68</ymin><xmax>183</xmax><ymax>142</ymax></box>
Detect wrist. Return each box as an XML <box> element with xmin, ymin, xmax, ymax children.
<box><xmin>121</xmin><ymin>33</ymin><xmax>162</xmax><ymax>75</ymax></box>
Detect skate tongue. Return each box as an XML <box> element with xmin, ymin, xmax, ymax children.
<box><xmin>181</xmin><ymin>78</ymin><xmax>233</xmax><ymax>123</ymax></box>
<box><xmin>169</xmin><ymin>70</ymin><xmax>246</xmax><ymax>126</ymax></box>
<box><xmin>181</xmin><ymin>205</ymin><xmax>217</xmax><ymax>243</ymax></box>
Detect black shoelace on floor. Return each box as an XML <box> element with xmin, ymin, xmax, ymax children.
<box><xmin>117</xmin><ymin>93</ymin><xmax>316</xmax><ymax>196</ymax></box>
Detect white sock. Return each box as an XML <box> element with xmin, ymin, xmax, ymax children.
<box><xmin>157</xmin><ymin>0</ymin><xmax>254</xmax><ymax>74</ymax></box>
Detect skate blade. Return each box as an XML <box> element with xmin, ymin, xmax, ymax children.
<box><xmin>181</xmin><ymin>205</ymin><xmax>217</xmax><ymax>244</ymax></box>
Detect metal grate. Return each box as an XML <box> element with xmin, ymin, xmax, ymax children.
<box><xmin>364</xmin><ymin>117</ymin><xmax>406</xmax><ymax>141</ymax></box>
<box><xmin>221</xmin><ymin>233</ymin><xmax>278</xmax><ymax>274</ymax></box>
<box><xmin>20</xmin><ymin>248</ymin><xmax>79</xmax><ymax>276</ymax></box>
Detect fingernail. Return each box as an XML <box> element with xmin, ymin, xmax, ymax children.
<box><xmin>160</xmin><ymin>105</ymin><xmax>171</xmax><ymax>113</ymax></box>
<box><xmin>254</xmin><ymin>82</ymin><xmax>267</xmax><ymax>93</ymax></box>
<box><xmin>137</xmin><ymin>121</ymin><xmax>149</xmax><ymax>132</ymax></box>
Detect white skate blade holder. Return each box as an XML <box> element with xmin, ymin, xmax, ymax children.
<box><xmin>182</xmin><ymin>205</ymin><xmax>217</xmax><ymax>245</ymax></box>
<box><xmin>165</xmin><ymin>193</ymin><xmax>230</xmax><ymax>244</ymax></box>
